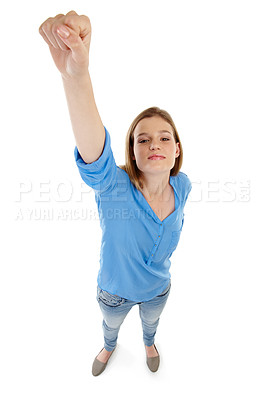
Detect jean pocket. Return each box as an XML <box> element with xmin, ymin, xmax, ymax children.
<box><xmin>97</xmin><ymin>288</ymin><xmax>125</xmax><ymax>307</ymax></box>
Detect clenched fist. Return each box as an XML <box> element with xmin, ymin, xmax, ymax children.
<box><xmin>39</xmin><ymin>10</ymin><xmax>91</xmax><ymax>79</ymax></box>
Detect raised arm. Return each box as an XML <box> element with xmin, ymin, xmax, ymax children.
<box><xmin>39</xmin><ymin>10</ymin><xmax>105</xmax><ymax>164</ymax></box>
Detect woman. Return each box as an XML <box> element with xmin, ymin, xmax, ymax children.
<box><xmin>39</xmin><ymin>10</ymin><xmax>192</xmax><ymax>376</ymax></box>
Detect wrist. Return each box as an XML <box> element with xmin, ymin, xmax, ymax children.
<box><xmin>61</xmin><ymin>71</ymin><xmax>90</xmax><ymax>84</ymax></box>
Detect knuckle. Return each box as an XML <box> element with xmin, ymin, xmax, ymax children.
<box><xmin>66</xmin><ymin>10</ymin><xmax>78</xmax><ymax>16</ymax></box>
<box><xmin>64</xmin><ymin>15</ymin><xmax>76</xmax><ymax>26</ymax></box>
<box><xmin>54</xmin><ymin>13</ymin><xmax>64</xmax><ymax>18</ymax></box>
<box><xmin>45</xmin><ymin>17</ymin><xmax>53</xmax><ymax>24</ymax></box>
<box><xmin>81</xmin><ymin>15</ymin><xmax>91</xmax><ymax>27</ymax></box>
<box><xmin>80</xmin><ymin>14</ymin><xmax>90</xmax><ymax>22</ymax></box>
<box><xmin>41</xmin><ymin>19</ymin><xmax>52</xmax><ymax>32</ymax></box>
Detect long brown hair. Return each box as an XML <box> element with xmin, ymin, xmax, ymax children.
<box><xmin>119</xmin><ymin>106</ymin><xmax>183</xmax><ymax>191</ymax></box>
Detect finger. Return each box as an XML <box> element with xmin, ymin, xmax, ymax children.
<box><xmin>39</xmin><ymin>14</ymin><xmax>70</xmax><ymax>50</ymax></box>
<box><xmin>62</xmin><ymin>14</ymin><xmax>91</xmax><ymax>45</ymax></box>
<box><xmin>39</xmin><ymin>25</ymin><xmax>53</xmax><ymax>47</ymax></box>
<box><xmin>40</xmin><ymin>17</ymin><xmax>60</xmax><ymax>49</ymax></box>
<box><xmin>56</xmin><ymin>25</ymin><xmax>87</xmax><ymax>61</ymax></box>
<box><xmin>51</xmin><ymin>14</ymin><xmax>69</xmax><ymax>50</ymax></box>
<box><xmin>51</xmin><ymin>24</ymin><xmax>69</xmax><ymax>51</ymax></box>
<box><xmin>39</xmin><ymin>11</ymin><xmax>91</xmax><ymax>52</ymax></box>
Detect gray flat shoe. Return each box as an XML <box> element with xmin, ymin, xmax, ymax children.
<box><xmin>92</xmin><ymin>347</ymin><xmax>116</xmax><ymax>376</ymax></box>
<box><xmin>146</xmin><ymin>344</ymin><xmax>160</xmax><ymax>372</ymax></box>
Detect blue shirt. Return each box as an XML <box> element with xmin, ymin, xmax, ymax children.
<box><xmin>74</xmin><ymin>126</ymin><xmax>192</xmax><ymax>302</ymax></box>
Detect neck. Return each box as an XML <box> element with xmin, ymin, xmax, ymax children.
<box><xmin>140</xmin><ymin>172</ymin><xmax>171</xmax><ymax>202</ymax></box>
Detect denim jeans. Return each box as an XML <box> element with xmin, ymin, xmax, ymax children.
<box><xmin>96</xmin><ymin>281</ymin><xmax>171</xmax><ymax>351</ymax></box>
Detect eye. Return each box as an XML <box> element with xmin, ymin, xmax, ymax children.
<box><xmin>138</xmin><ymin>139</ymin><xmax>148</xmax><ymax>143</ymax></box>
<box><xmin>138</xmin><ymin>137</ymin><xmax>170</xmax><ymax>144</ymax></box>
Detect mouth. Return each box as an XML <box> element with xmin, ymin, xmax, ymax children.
<box><xmin>148</xmin><ymin>155</ymin><xmax>166</xmax><ymax>160</ymax></box>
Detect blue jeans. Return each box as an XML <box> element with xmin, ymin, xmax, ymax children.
<box><xmin>96</xmin><ymin>281</ymin><xmax>171</xmax><ymax>351</ymax></box>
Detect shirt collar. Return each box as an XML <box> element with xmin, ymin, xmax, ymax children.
<box><xmin>134</xmin><ymin>176</ymin><xmax>180</xmax><ymax>225</ymax></box>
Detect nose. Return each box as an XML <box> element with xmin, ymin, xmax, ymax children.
<box><xmin>149</xmin><ymin>139</ymin><xmax>161</xmax><ymax>150</ymax></box>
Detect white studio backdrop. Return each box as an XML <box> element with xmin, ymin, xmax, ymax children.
<box><xmin>1</xmin><ymin>0</ymin><xmax>265</xmax><ymax>399</ymax></box>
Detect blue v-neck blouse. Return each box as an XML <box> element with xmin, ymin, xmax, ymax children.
<box><xmin>74</xmin><ymin>126</ymin><xmax>192</xmax><ymax>302</ymax></box>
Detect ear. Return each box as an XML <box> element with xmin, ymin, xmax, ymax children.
<box><xmin>175</xmin><ymin>142</ymin><xmax>180</xmax><ymax>158</ymax></box>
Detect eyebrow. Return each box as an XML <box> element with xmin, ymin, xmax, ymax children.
<box><xmin>136</xmin><ymin>130</ymin><xmax>172</xmax><ymax>138</ymax></box>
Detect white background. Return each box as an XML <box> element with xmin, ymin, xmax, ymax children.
<box><xmin>1</xmin><ymin>0</ymin><xmax>265</xmax><ymax>399</ymax></box>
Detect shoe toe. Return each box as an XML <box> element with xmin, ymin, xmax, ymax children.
<box><xmin>146</xmin><ymin>355</ymin><xmax>160</xmax><ymax>372</ymax></box>
<box><xmin>92</xmin><ymin>358</ymin><xmax>107</xmax><ymax>376</ymax></box>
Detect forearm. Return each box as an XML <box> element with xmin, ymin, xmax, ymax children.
<box><xmin>62</xmin><ymin>72</ymin><xmax>105</xmax><ymax>164</ymax></box>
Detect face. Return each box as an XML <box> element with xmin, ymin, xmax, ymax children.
<box><xmin>132</xmin><ymin>116</ymin><xmax>180</xmax><ymax>176</ymax></box>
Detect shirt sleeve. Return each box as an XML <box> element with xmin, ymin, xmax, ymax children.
<box><xmin>177</xmin><ymin>171</ymin><xmax>192</xmax><ymax>207</ymax></box>
<box><xmin>183</xmin><ymin>177</ymin><xmax>192</xmax><ymax>206</ymax></box>
<box><xmin>74</xmin><ymin>126</ymin><xmax>117</xmax><ymax>195</ymax></box>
